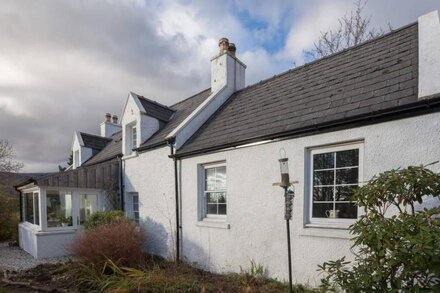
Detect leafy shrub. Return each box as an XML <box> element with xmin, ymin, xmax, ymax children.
<box><xmin>319</xmin><ymin>165</ymin><xmax>440</xmax><ymax>292</ymax></box>
<box><xmin>0</xmin><ymin>186</ymin><xmax>19</xmax><ymax>241</ymax></box>
<box><xmin>71</xmin><ymin>221</ymin><xmax>144</xmax><ymax>270</ymax></box>
<box><xmin>83</xmin><ymin>210</ymin><xmax>128</xmax><ymax>230</ymax></box>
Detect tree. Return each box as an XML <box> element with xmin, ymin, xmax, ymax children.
<box><xmin>319</xmin><ymin>164</ymin><xmax>440</xmax><ymax>292</ymax></box>
<box><xmin>0</xmin><ymin>139</ymin><xmax>23</xmax><ymax>172</ymax></box>
<box><xmin>58</xmin><ymin>152</ymin><xmax>73</xmax><ymax>172</ymax></box>
<box><xmin>0</xmin><ymin>139</ymin><xmax>23</xmax><ymax>241</ymax></box>
<box><xmin>305</xmin><ymin>0</ymin><xmax>392</xmax><ymax>60</ymax></box>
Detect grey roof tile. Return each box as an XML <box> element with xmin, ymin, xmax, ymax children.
<box><xmin>178</xmin><ymin>24</ymin><xmax>420</xmax><ymax>155</ymax></box>
<box><xmin>138</xmin><ymin>88</ymin><xmax>211</xmax><ymax>149</ymax></box>
<box><xmin>80</xmin><ymin>132</ymin><xmax>112</xmax><ymax>150</ymax></box>
<box><xmin>133</xmin><ymin>93</ymin><xmax>176</xmax><ymax>122</ymax></box>
<box><xmin>83</xmin><ymin>131</ymin><xmax>122</xmax><ymax>166</ymax></box>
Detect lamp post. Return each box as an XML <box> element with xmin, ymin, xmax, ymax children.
<box><xmin>278</xmin><ymin>155</ymin><xmax>294</xmax><ymax>293</ymax></box>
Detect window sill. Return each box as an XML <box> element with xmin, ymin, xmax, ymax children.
<box><xmin>197</xmin><ymin>219</ymin><xmax>230</xmax><ymax>230</ymax></box>
<box><xmin>122</xmin><ymin>153</ymin><xmax>138</xmax><ymax>160</ymax></box>
<box><xmin>300</xmin><ymin>224</ymin><xmax>353</xmax><ymax>239</ymax></box>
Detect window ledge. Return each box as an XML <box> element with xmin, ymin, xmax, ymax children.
<box><xmin>122</xmin><ymin>153</ymin><xmax>138</xmax><ymax>160</ymax></box>
<box><xmin>300</xmin><ymin>224</ymin><xmax>353</xmax><ymax>239</ymax></box>
<box><xmin>197</xmin><ymin>219</ymin><xmax>230</xmax><ymax>229</ymax></box>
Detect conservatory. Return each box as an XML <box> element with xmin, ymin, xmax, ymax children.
<box><xmin>15</xmin><ymin>160</ymin><xmax>121</xmax><ymax>259</ymax></box>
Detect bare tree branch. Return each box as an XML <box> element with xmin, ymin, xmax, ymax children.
<box><xmin>304</xmin><ymin>0</ymin><xmax>392</xmax><ymax>60</ymax></box>
<box><xmin>0</xmin><ymin>140</ymin><xmax>23</xmax><ymax>172</ymax></box>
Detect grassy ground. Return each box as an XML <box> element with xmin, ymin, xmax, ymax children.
<box><xmin>0</xmin><ymin>257</ymin><xmax>318</xmax><ymax>292</ymax></box>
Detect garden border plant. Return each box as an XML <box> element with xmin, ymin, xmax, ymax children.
<box><xmin>319</xmin><ymin>164</ymin><xmax>440</xmax><ymax>292</ymax></box>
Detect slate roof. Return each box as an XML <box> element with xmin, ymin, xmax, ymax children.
<box><xmin>83</xmin><ymin>131</ymin><xmax>122</xmax><ymax>166</ymax></box>
<box><xmin>177</xmin><ymin>23</ymin><xmax>424</xmax><ymax>156</ymax></box>
<box><xmin>133</xmin><ymin>93</ymin><xmax>176</xmax><ymax>122</ymax></box>
<box><xmin>137</xmin><ymin>88</ymin><xmax>212</xmax><ymax>150</ymax></box>
<box><xmin>80</xmin><ymin>132</ymin><xmax>112</xmax><ymax>150</ymax></box>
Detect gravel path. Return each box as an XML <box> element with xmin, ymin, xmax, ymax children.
<box><xmin>0</xmin><ymin>242</ymin><xmax>71</xmax><ymax>272</ymax></box>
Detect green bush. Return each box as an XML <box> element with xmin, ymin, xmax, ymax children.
<box><xmin>83</xmin><ymin>210</ymin><xmax>128</xmax><ymax>230</ymax></box>
<box><xmin>0</xmin><ymin>186</ymin><xmax>20</xmax><ymax>241</ymax></box>
<box><xmin>319</xmin><ymin>165</ymin><xmax>440</xmax><ymax>292</ymax></box>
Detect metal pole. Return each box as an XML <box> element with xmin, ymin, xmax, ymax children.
<box><xmin>285</xmin><ymin>187</ymin><xmax>293</xmax><ymax>293</ymax></box>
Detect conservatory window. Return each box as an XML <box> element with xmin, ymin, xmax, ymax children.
<box><xmin>24</xmin><ymin>192</ymin><xmax>39</xmax><ymax>225</ymax></box>
<box><xmin>46</xmin><ymin>190</ymin><xmax>72</xmax><ymax>228</ymax></box>
<box><xmin>79</xmin><ymin>194</ymin><xmax>98</xmax><ymax>225</ymax></box>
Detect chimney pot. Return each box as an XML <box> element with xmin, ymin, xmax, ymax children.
<box><xmin>105</xmin><ymin>113</ymin><xmax>111</xmax><ymax>122</ymax></box>
<box><xmin>218</xmin><ymin>37</ymin><xmax>229</xmax><ymax>54</ymax></box>
<box><xmin>228</xmin><ymin>43</ymin><xmax>236</xmax><ymax>56</ymax></box>
<box><xmin>112</xmin><ymin>115</ymin><xmax>118</xmax><ymax>124</ymax></box>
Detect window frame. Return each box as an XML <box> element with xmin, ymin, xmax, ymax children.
<box><xmin>131</xmin><ymin>125</ymin><xmax>137</xmax><ymax>150</ymax></box>
<box><xmin>306</xmin><ymin>142</ymin><xmax>364</xmax><ymax>228</ymax></box>
<box><xmin>199</xmin><ymin>162</ymin><xmax>227</xmax><ymax>221</ymax></box>
<box><xmin>23</xmin><ymin>191</ymin><xmax>40</xmax><ymax>226</ymax></box>
<box><xmin>132</xmin><ymin>193</ymin><xmax>139</xmax><ymax>225</ymax></box>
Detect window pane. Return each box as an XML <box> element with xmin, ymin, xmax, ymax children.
<box><xmin>133</xmin><ymin>196</ymin><xmax>139</xmax><ymax>204</ymax></box>
<box><xmin>218</xmin><ymin>204</ymin><xmax>226</xmax><ymax>215</ymax></box>
<box><xmin>312</xmin><ymin>203</ymin><xmax>333</xmax><ymax>218</ymax></box>
<box><xmin>207</xmin><ymin>203</ymin><xmax>217</xmax><ymax>214</ymax></box>
<box><xmin>336</xmin><ymin>203</ymin><xmax>357</xmax><ymax>219</ymax></box>
<box><xmin>336</xmin><ymin>149</ymin><xmax>359</xmax><ymax>168</ymax></box>
<box><xmin>215</xmin><ymin>166</ymin><xmax>226</xmax><ymax>190</ymax></box>
<box><xmin>336</xmin><ymin>185</ymin><xmax>357</xmax><ymax>201</ymax></box>
<box><xmin>313</xmin><ymin>170</ymin><xmax>334</xmax><ymax>186</ymax></box>
<box><xmin>206</xmin><ymin>192</ymin><xmax>218</xmax><ymax>204</ymax></box>
<box><xmin>336</xmin><ymin>168</ymin><xmax>358</xmax><ymax>184</ymax></box>
<box><xmin>205</xmin><ymin>168</ymin><xmax>216</xmax><ymax>190</ymax></box>
<box><xmin>218</xmin><ymin>192</ymin><xmax>226</xmax><ymax>203</ymax></box>
<box><xmin>80</xmin><ymin>194</ymin><xmax>98</xmax><ymax>225</ymax></box>
<box><xmin>47</xmin><ymin>191</ymin><xmax>72</xmax><ymax>228</ymax></box>
<box><xmin>34</xmin><ymin>194</ymin><xmax>40</xmax><ymax>225</ymax></box>
<box><xmin>313</xmin><ymin>152</ymin><xmax>334</xmax><ymax>169</ymax></box>
<box><xmin>25</xmin><ymin>193</ymin><xmax>34</xmax><ymax>224</ymax></box>
<box><xmin>313</xmin><ymin>187</ymin><xmax>333</xmax><ymax>202</ymax></box>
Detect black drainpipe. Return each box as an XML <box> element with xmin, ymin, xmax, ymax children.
<box><xmin>118</xmin><ymin>155</ymin><xmax>125</xmax><ymax>211</ymax></box>
<box><xmin>168</xmin><ymin>138</ymin><xmax>180</xmax><ymax>262</ymax></box>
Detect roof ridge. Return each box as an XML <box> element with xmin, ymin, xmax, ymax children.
<box><xmin>233</xmin><ymin>22</ymin><xmax>418</xmax><ymax>96</ymax></box>
<box><xmin>170</xmin><ymin>88</ymin><xmax>211</xmax><ymax>108</ymax></box>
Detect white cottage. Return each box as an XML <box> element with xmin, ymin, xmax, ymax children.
<box><xmin>16</xmin><ymin>11</ymin><xmax>440</xmax><ymax>285</ymax></box>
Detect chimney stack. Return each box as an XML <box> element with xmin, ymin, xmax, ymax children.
<box><xmin>211</xmin><ymin>37</ymin><xmax>246</xmax><ymax>92</ymax></box>
<box><xmin>100</xmin><ymin>113</ymin><xmax>122</xmax><ymax>138</ymax></box>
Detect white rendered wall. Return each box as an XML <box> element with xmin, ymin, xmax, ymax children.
<box><xmin>121</xmin><ymin>94</ymin><xmax>160</xmax><ymax>155</ymax></box>
<box><xmin>418</xmin><ymin>10</ymin><xmax>440</xmax><ymax>98</ymax></box>
<box><xmin>123</xmin><ymin>146</ymin><xmax>176</xmax><ymax>258</ymax></box>
<box><xmin>100</xmin><ymin>121</ymin><xmax>122</xmax><ymax>138</ymax></box>
<box><xmin>179</xmin><ymin>112</ymin><xmax>440</xmax><ymax>285</ymax></box>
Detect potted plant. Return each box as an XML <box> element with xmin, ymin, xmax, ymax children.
<box><xmin>58</xmin><ymin>215</ymin><xmax>72</xmax><ymax>227</ymax></box>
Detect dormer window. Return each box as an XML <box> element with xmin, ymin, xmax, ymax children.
<box><xmin>132</xmin><ymin>125</ymin><xmax>137</xmax><ymax>150</ymax></box>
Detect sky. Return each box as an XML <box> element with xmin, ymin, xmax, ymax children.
<box><xmin>1</xmin><ymin>0</ymin><xmax>439</xmax><ymax>172</ymax></box>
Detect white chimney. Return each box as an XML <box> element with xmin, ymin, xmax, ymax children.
<box><xmin>418</xmin><ymin>10</ymin><xmax>440</xmax><ymax>99</ymax></box>
<box><xmin>211</xmin><ymin>37</ymin><xmax>246</xmax><ymax>93</ymax></box>
<box><xmin>100</xmin><ymin>113</ymin><xmax>122</xmax><ymax>137</ymax></box>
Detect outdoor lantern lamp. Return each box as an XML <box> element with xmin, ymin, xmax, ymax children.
<box><xmin>278</xmin><ymin>148</ymin><xmax>293</xmax><ymax>293</ymax></box>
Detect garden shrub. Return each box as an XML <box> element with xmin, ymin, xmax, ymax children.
<box><xmin>71</xmin><ymin>220</ymin><xmax>144</xmax><ymax>270</ymax></box>
<box><xmin>0</xmin><ymin>185</ymin><xmax>19</xmax><ymax>241</ymax></box>
<box><xmin>83</xmin><ymin>210</ymin><xmax>128</xmax><ymax>230</ymax></box>
<box><xmin>319</xmin><ymin>165</ymin><xmax>440</xmax><ymax>292</ymax></box>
